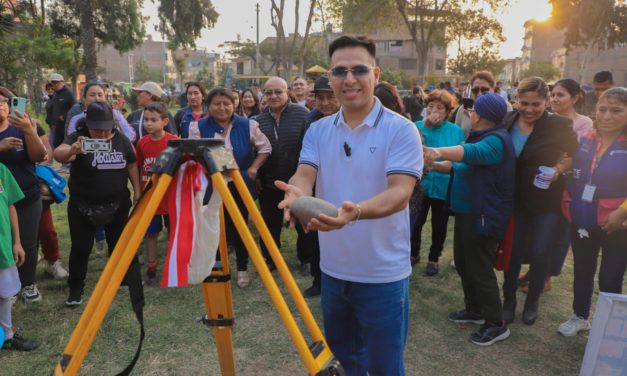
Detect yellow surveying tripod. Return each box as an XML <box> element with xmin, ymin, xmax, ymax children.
<box><xmin>53</xmin><ymin>139</ymin><xmax>344</xmax><ymax>376</ymax></box>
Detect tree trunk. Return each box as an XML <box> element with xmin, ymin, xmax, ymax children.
<box><xmin>286</xmin><ymin>0</ymin><xmax>300</xmax><ymax>80</ymax></box>
<box><xmin>297</xmin><ymin>0</ymin><xmax>316</xmax><ymax>77</ymax></box>
<box><xmin>79</xmin><ymin>0</ymin><xmax>98</xmax><ymax>81</ymax></box>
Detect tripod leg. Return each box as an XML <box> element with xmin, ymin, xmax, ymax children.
<box><xmin>54</xmin><ymin>173</ymin><xmax>172</xmax><ymax>375</ymax></box>
<box><xmin>211</xmin><ymin>173</ymin><xmax>335</xmax><ymax>375</ymax></box>
<box><xmin>230</xmin><ymin>171</ymin><xmax>328</xmax><ymax>344</ymax></box>
<box><xmin>200</xmin><ymin>206</ymin><xmax>236</xmax><ymax>376</ymax></box>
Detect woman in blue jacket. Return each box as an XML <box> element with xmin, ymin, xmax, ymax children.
<box><xmin>558</xmin><ymin>87</ymin><xmax>627</xmax><ymax>336</ymax></box>
<box><xmin>186</xmin><ymin>88</ymin><xmax>271</xmax><ymax>288</ymax></box>
<box><xmin>413</xmin><ymin>89</ymin><xmax>464</xmax><ymax>276</ymax></box>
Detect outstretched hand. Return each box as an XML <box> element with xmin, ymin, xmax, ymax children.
<box><xmin>423</xmin><ymin>147</ymin><xmax>441</xmax><ymax>167</ymax></box>
<box><xmin>307</xmin><ymin>201</ymin><xmax>360</xmax><ymax>232</ymax></box>
<box><xmin>275</xmin><ymin>180</ymin><xmax>306</xmax><ymax>228</ymax></box>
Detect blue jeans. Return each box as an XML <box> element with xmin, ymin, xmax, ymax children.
<box><xmin>503</xmin><ymin>210</ymin><xmax>559</xmax><ymax>297</ymax></box>
<box><xmin>321</xmin><ymin>273</ymin><xmax>409</xmax><ymax>376</ymax></box>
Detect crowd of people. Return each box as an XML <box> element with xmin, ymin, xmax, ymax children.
<box><xmin>0</xmin><ymin>34</ymin><xmax>625</xmax><ymax>376</ymax></box>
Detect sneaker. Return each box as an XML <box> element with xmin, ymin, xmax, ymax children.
<box><xmin>46</xmin><ymin>260</ymin><xmax>69</xmax><ymax>280</ymax></box>
<box><xmin>94</xmin><ymin>240</ymin><xmax>107</xmax><ymax>256</ymax></box>
<box><xmin>65</xmin><ymin>288</ymin><xmax>83</xmax><ymax>307</ymax></box>
<box><xmin>448</xmin><ymin>310</ymin><xmax>485</xmax><ymax>325</ymax></box>
<box><xmin>450</xmin><ymin>259</ymin><xmax>456</xmax><ymax>269</ymax></box>
<box><xmin>146</xmin><ymin>270</ymin><xmax>158</xmax><ymax>286</ymax></box>
<box><xmin>20</xmin><ymin>284</ymin><xmax>42</xmax><ymax>303</ymax></box>
<box><xmin>558</xmin><ymin>315</ymin><xmax>591</xmax><ymax>337</ymax></box>
<box><xmin>425</xmin><ymin>261</ymin><xmax>439</xmax><ymax>276</ymax></box>
<box><xmin>2</xmin><ymin>333</ymin><xmax>39</xmax><ymax>351</ymax></box>
<box><xmin>237</xmin><ymin>271</ymin><xmax>250</xmax><ymax>288</ymax></box>
<box><xmin>470</xmin><ymin>321</ymin><xmax>510</xmax><ymax>346</ymax></box>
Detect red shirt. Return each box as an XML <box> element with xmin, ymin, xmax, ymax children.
<box><xmin>136</xmin><ymin>133</ymin><xmax>178</xmax><ymax>214</ymax></box>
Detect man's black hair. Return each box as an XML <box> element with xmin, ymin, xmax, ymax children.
<box><xmin>593</xmin><ymin>70</ymin><xmax>613</xmax><ymax>83</ymax></box>
<box><xmin>328</xmin><ymin>35</ymin><xmax>376</xmax><ymax>59</ymax></box>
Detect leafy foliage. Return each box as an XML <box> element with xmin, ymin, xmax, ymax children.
<box><xmin>0</xmin><ymin>15</ymin><xmax>78</xmax><ymax>115</ymax></box>
<box><xmin>519</xmin><ymin>62</ymin><xmax>561</xmax><ymax>81</ymax></box>
<box><xmin>134</xmin><ymin>58</ymin><xmax>163</xmax><ymax>83</ymax></box>
<box><xmin>448</xmin><ymin>48</ymin><xmax>505</xmax><ymax>78</ymax></box>
<box><xmin>328</xmin><ymin>0</ymin><xmax>509</xmax><ymax>82</ymax></box>
<box><xmin>49</xmin><ymin>0</ymin><xmax>146</xmax><ymax>52</ymax></box>
<box><xmin>194</xmin><ymin>65</ymin><xmax>215</xmax><ymax>90</ymax></box>
<box><xmin>551</xmin><ymin>0</ymin><xmax>627</xmax><ymax>49</ymax></box>
<box><xmin>156</xmin><ymin>0</ymin><xmax>219</xmax><ymax>50</ymax></box>
<box><xmin>380</xmin><ymin>67</ymin><xmax>411</xmax><ymax>88</ymax></box>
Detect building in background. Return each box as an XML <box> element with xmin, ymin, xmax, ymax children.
<box><xmin>562</xmin><ymin>45</ymin><xmax>627</xmax><ymax>86</ymax></box>
<box><xmin>499</xmin><ymin>58</ymin><xmax>523</xmax><ymax>85</ymax></box>
<box><xmin>520</xmin><ymin>19</ymin><xmax>565</xmax><ymax>72</ymax></box>
<box><xmin>97</xmin><ymin>35</ymin><xmax>221</xmax><ymax>89</ymax></box>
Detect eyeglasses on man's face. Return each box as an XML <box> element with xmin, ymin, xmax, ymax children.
<box><xmin>329</xmin><ymin>65</ymin><xmax>372</xmax><ymax>79</ymax></box>
<box><xmin>471</xmin><ymin>87</ymin><xmax>491</xmax><ymax>95</ymax></box>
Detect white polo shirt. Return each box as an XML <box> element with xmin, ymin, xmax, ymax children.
<box><xmin>299</xmin><ymin>98</ymin><xmax>423</xmax><ymax>283</ymax></box>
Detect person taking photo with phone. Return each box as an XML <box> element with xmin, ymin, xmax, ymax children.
<box><xmin>0</xmin><ymin>88</ymin><xmax>47</xmax><ymax>303</ymax></box>
<box><xmin>54</xmin><ymin>102</ymin><xmax>142</xmax><ymax>306</ymax></box>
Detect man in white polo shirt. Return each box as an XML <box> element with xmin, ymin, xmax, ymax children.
<box><xmin>276</xmin><ymin>35</ymin><xmax>423</xmax><ymax>375</ymax></box>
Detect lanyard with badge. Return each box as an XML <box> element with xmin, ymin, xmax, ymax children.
<box><xmin>582</xmin><ymin>139</ymin><xmax>604</xmax><ymax>203</ymax></box>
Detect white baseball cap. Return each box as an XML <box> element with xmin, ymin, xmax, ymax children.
<box><xmin>49</xmin><ymin>73</ymin><xmax>64</xmax><ymax>82</ymax></box>
<box><xmin>132</xmin><ymin>81</ymin><xmax>165</xmax><ymax>98</ymax></box>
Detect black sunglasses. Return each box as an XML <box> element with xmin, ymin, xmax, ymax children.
<box><xmin>329</xmin><ymin>65</ymin><xmax>372</xmax><ymax>78</ymax></box>
<box><xmin>471</xmin><ymin>87</ymin><xmax>491</xmax><ymax>95</ymax></box>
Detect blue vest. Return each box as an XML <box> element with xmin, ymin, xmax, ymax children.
<box><xmin>197</xmin><ymin>115</ymin><xmax>257</xmax><ymax>200</ymax></box>
<box><xmin>466</xmin><ymin>127</ymin><xmax>516</xmax><ymax>239</ymax></box>
<box><xmin>568</xmin><ymin>132</ymin><xmax>627</xmax><ymax>229</ymax></box>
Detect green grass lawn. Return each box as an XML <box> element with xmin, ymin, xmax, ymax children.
<box><xmin>2</xmin><ymin>198</ymin><xmax>604</xmax><ymax>375</ymax></box>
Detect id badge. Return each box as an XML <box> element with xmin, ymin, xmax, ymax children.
<box><xmin>582</xmin><ymin>184</ymin><xmax>596</xmax><ymax>203</ymax></box>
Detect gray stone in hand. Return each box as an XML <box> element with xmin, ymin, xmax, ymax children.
<box><xmin>291</xmin><ymin>197</ymin><xmax>338</xmax><ymax>227</ymax></box>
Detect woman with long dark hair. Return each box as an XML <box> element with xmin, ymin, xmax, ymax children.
<box><xmin>175</xmin><ymin>81</ymin><xmax>207</xmax><ymax>138</ymax></box>
<box><xmin>0</xmin><ymin>88</ymin><xmax>47</xmax><ymax>303</ymax></box>
<box><xmin>238</xmin><ymin>88</ymin><xmax>260</xmax><ymax>119</ymax></box>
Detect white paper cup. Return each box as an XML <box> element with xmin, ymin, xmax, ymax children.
<box><xmin>533</xmin><ymin>166</ymin><xmax>556</xmax><ymax>189</ymax></box>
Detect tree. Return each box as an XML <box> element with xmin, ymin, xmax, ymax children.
<box><xmin>448</xmin><ymin>48</ymin><xmax>505</xmax><ymax>78</ymax></box>
<box><xmin>49</xmin><ymin>0</ymin><xmax>147</xmax><ymax>81</ymax></box>
<box><xmin>0</xmin><ymin>5</ymin><xmax>79</xmax><ymax>113</ymax></box>
<box><xmin>220</xmin><ymin>39</ymin><xmax>278</xmax><ymax>74</ymax></box>
<box><xmin>134</xmin><ymin>58</ymin><xmax>162</xmax><ymax>83</ymax></box>
<box><xmin>329</xmin><ymin>0</ymin><xmax>508</xmax><ymax>83</ymax></box>
<box><xmin>551</xmin><ymin>0</ymin><xmax>626</xmax><ymax>82</ymax></box>
<box><xmin>49</xmin><ymin>0</ymin><xmax>219</xmax><ymax>82</ymax></box>
<box><xmin>551</xmin><ymin>0</ymin><xmax>627</xmax><ymax>50</ymax></box>
<box><xmin>195</xmin><ymin>65</ymin><xmax>215</xmax><ymax>90</ymax></box>
<box><xmin>269</xmin><ymin>0</ymin><xmax>318</xmax><ymax>79</ymax></box>
<box><xmin>221</xmin><ymin>34</ymin><xmax>329</xmax><ymax>77</ymax></box>
<box><xmin>380</xmin><ymin>67</ymin><xmax>410</xmax><ymax>88</ymax></box>
<box><xmin>519</xmin><ymin>62</ymin><xmax>561</xmax><ymax>81</ymax></box>
<box><xmin>156</xmin><ymin>0</ymin><xmax>219</xmax><ymax>50</ymax></box>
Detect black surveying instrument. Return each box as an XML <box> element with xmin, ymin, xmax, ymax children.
<box><xmin>53</xmin><ymin>139</ymin><xmax>344</xmax><ymax>375</ymax></box>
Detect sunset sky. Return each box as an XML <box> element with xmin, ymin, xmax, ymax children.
<box><xmin>143</xmin><ymin>0</ymin><xmax>554</xmax><ymax>60</ymax></box>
